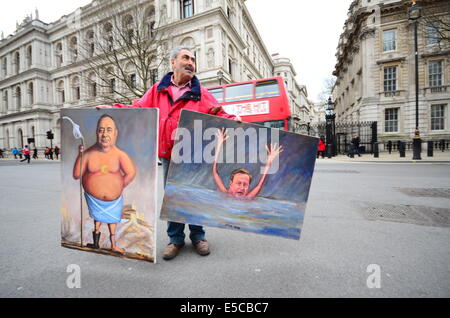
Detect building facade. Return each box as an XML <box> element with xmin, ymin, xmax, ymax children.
<box><xmin>332</xmin><ymin>0</ymin><xmax>450</xmax><ymax>147</ymax></box>
<box><xmin>0</xmin><ymin>0</ymin><xmax>310</xmax><ymax>151</ymax></box>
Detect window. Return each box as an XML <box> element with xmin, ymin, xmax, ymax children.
<box><xmin>385</xmin><ymin>108</ymin><xmax>399</xmax><ymax>132</ymax></box>
<box><xmin>28</xmin><ymin>82</ymin><xmax>34</xmax><ymax>105</ymax></box>
<box><xmin>431</xmin><ymin>104</ymin><xmax>445</xmax><ymax>130</ymax></box>
<box><xmin>426</xmin><ymin>22</ymin><xmax>442</xmax><ymax>45</ymax></box>
<box><xmin>255</xmin><ymin>80</ymin><xmax>280</xmax><ymax>99</ymax></box>
<box><xmin>208</xmin><ymin>88</ymin><xmax>224</xmax><ymax>103</ymax></box>
<box><xmin>1</xmin><ymin>57</ymin><xmax>6</xmax><ymax>77</ymax></box>
<box><xmin>429</xmin><ymin>60</ymin><xmax>442</xmax><ymax>87</ymax></box>
<box><xmin>109</xmin><ymin>78</ymin><xmax>116</xmax><ymax>94</ymax></box>
<box><xmin>225</xmin><ymin>83</ymin><xmax>253</xmax><ymax>102</ymax></box>
<box><xmin>14</xmin><ymin>52</ymin><xmax>20</xmax><ymax>74</ymax></box>
<box><xmin>130</xmin><ymin>74</ymin><xmax>137</xmax><ymax>88</ymax></box>
<box><xmin>181</xmin><ymin>0</ymin><xmax>193</xmax><ymax>19</ymax></box>
<box><xmin>383</xmin><ymin>29</ymin><xmax>396</xmax><ymax>52</ymax></box>
<box><xmin>384</xmin><ymin>66</ymin><xmax>397</xmax><ymax>91</ymax></box>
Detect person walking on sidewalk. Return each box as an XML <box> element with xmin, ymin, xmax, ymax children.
<box><xmin>54</xmin><ymin>146</ymin><xmax>60</xmax><ymax>160</ymax></box>
<box><xmin>20</xmin><ymin>145</ymin><xmax>31</xmax><ymax>164</ymax></box>
<box><xmin>12</xmin><ymin>147</ymin><xmax>19</xmax><ymax>159</ymax></box>
<box><xmin>33</xmin><ymin>147</ymin><xmax>38</xmax><ymax>159</ymax></box>
<box><xmin>317</xmin><ymin>137</ymin><xmax>326</xmax><ymax>159</ymax></box>
<box><xmin>99</xmin><ymin>46</ymin><xmax>239</xmax><ymax>261</ymax></box>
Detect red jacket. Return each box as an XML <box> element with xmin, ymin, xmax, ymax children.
<box><xmin>318</xmin><ymin>139</ymin><xmax>326</xmax><ymax>151</ymax></box>
<box><xmin>114</xmin><ymin>73</ymin><xmax>235</xmax><ymax>159</ymax></box>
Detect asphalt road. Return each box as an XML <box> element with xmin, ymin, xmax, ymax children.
<box><xmin>0</xmin><ymin>159</ymin><xmax>449</xmax><ymax>298</ymax></box>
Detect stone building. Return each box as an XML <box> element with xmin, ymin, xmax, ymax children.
<box><xmin>332</xmin><ymin>0</ymin><xmax>450</xmax><ymax>146</ymax></box>
<box><xmin>0</xmin><ymin>0</ymin><xmax>311</xmax><ymax>151</ymax></box>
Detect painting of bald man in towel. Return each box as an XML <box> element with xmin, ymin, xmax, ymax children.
<box><xmin>73</xmin><ymin>114</ymin><xmax>136</xmax><ymax>255</ymax></box>
<box><xmin>61</xmin><ymin>108</ymin><xmax>158</xmax><ymax>262</ymax></box>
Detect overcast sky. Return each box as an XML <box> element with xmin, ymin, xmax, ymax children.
<box><xmin>0</xmin><ymin>0</ymin><xmax>352</xmax><ymax>103</ymax></box>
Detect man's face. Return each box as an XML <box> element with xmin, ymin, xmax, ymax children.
<box><xmin>171</xmin><ymin>49</ymin><xmax>196</xmax><ymax>82</ymax></box>
<box><xmin>97</xmin><ymin>117</ymin><xmax>117</xmax><ymax>149</ymax></box>
<box><xmin>229</xmin><ymin>173</ymin><xmax>251</xmax><ymax>197</ymax></box>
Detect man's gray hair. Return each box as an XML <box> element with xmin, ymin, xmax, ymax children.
<box><xmin>170</xmin><ymin>46</ymin><xmax>193</xmax><ymax>60</ymax></box>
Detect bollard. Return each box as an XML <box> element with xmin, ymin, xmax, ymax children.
<box><xmin>427</xmin><ymin>141</ymin><xmax>433</xmax><ymax>157</ymax></box>
<box><xmin>373</xmin><ymin>142</ymin><xmax>379</xmax><ymax>158</ymax></box>
<box><xmin>387</xmin><ymin>140</ymin><xmax>392</xmax><ymax>154</ymax></box>
<box><xmin>399</xmin><ymin>141</ymin><xmax>406</xmax><ymax>158</ymax></box>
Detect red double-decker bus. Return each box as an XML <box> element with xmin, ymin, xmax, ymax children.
<box><xmin>207</xmin><ymin>77</ymin><xmax>292</xmax><ymax>131</ymax></box>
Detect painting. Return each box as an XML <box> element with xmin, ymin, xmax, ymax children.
<box><xmin>61</xmin><ymin>108</ymin><xmax>158</xmax><ymax>262</ymax></box>
<box><xmin>160</xmin><ymin>110</ymin><xmax>319</xmax><ymax>240</ymax></box>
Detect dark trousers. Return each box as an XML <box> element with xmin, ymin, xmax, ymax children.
<box><xmin>20</xmin><ymin>154</ymin><xmax>31</xmax><ymax>163</ymax></box>
<box><xmin>161</xmin><ymin>157</ymin><xmax>205</xmax><ymax>245</ymax></box>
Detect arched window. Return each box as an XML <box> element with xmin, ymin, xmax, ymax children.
<box><xmin>88</xmin><ymin>73</ymin><xmax>97</xmax><ymax>98</ymax></box>
<box><xmin>1</xmin><ymin>57</ymin><xmax>7</xmax><ymax>77</ymax></box>
<box><xmin>104</xmin><ymin>23</ymin><xmax>114</xmax><ymax>51</ymax></box>
<box><xmin>56</xmin><ymin>43</ymin><xmax>63</xmax><ymax>67</ymax></box>
<box><xmin>26</xmin><ymin>46</ymin><xmax>32</xmax><ymax>68</ymax></box>
<box><xmin>28</xmin><ymin>82</ymin><xmax>34</xmax><ymax>105</ymax></box>
<box><xmin>15</xmin><ymin>86</ymin><xmax>22</xmax><ymax>110</ymax></box>
<box><xmin>71</xmin><ymin>76</ymin><xmax>80</xmax><ymax>101</ymax></box>
<box><xmin>70</xmin><ymin>37</ymin><xmax>78</xmax><ymax>62</ymax></box>
<box><xmin>14</xmin><ymin>52</ymin><xmax>20</xmax><ymax>74</ymax></box>
<box><xmin>86</xmin><ymin>30</ymin><xmax>95</xmax><ymax>57</ymax></box>
<box><xmin>123</xmin><ymin>15</ymin><xmax>134</xmax><ymax>44</ymax></box>
<box><xmin>144</xmin><ymin>7</ymin><xmax>156</xmax><ymax>37</ymax></box>
<box><xmin>18</xmin><ymin>128</ymin><xmax>24</xmax><ymax>148</ymax></box>
<box><xmin>2</xmin><ymin>90</ymin><xmax>8</xmax><ymax>111</ymax></box>
<box><xmin>57</xmin><ymin>80</ymin><xmax>65</xmax><ymax>104</ymax></box>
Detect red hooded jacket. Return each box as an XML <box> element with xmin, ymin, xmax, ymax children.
<box><xmin>113</xmin><ymin>73</ymin><xmax>235</xmax><ymax>159</ymax></box>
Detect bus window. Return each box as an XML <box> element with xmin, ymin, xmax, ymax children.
<box><xmin>255</xmin><ymin>80</ymin><xmax>280</xmax><ymax>99</ymax></box>
<box><xmin>209</xmin><ymin>88</ymin><xmax>224</xmax><ymax>103</ymax></box>
<box><xmin>225</xmin><ymin>83</ymin><xmax>253</xmax><ymax>102</ymax></box>
<box><xmin>254</xmin><ymin>120</ymin><xmax>285</xmax><ymax>130</ymax></box>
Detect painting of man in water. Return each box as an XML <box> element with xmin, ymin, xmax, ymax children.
<box><xmin>61</xmin><ymin>108</ymin><xmax>158</xmax><ymax>262</ymax></box>
<box><xmin>160</xmin><ymin>110</ymin><xmax>319</xmax><ymax>240</ymax></box>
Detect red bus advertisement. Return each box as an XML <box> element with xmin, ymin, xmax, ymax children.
<box><xmin>207</xmin><ymin>77</ymin><xmax>291</xmax><ymax>131</ymax></box>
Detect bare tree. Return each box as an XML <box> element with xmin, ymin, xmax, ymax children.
<box><xmin>78</xmin><ymin>0</ymin><xmax>169</xmax><ymax>105</ymax></box>
<box><xmin>317</xmin><ymin>76</ymin><xmax>336</xmax><ymax>107</ymax></box>
<box><xmin>419</xmin><ymin>0</ymin><xmax>450</xmax><ymax>48</ymax></box>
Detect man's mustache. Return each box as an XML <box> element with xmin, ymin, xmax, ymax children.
<box><xmin>185</xmin><ymin>65</ymin><xmax>194</xmax><ymax>72</ymax></box>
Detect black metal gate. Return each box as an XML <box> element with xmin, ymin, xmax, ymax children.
<box><xmin>300</xmin><ymin>121</ymin><xmax>378</xmax><ymax>155</ymax></box>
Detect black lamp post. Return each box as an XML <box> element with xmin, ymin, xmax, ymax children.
<box><xmin>325</xmin><ymin>97</ymin><xmax>336</xmax><ymax>158</ymax></box>
<box><xmin>217</xmin><ymin>70</ymin><xmax>223</xmax><ymax>86</ymax></box>
<box><xmin>409</xmin><ymin>1</ymin><xmax>422</xmax><ymax>160</ymax></box>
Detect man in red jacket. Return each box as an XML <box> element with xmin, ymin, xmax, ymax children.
<box><xmin>101</xmin><ymin>46</ymin><xmax>238</xmax><ymax>260</ymax></box>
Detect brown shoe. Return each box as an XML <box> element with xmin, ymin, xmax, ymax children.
<box><xmin>163</xmin><ymin>243</ymin><xmax>185</xmax><ymax>260</ymax></box>
<box><xmin>193</xmin><ymin>240</ymin><xmax>210</xmax><ymax>256</ymax></box>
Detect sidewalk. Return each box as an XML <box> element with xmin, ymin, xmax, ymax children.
<box><xmin>320</xmin><ymin>151</ymin><xmax>450</xmax><ymax>163</ymax></box>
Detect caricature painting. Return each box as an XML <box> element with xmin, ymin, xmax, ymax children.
<box><xmin>61</xmin><ymin>108</ymin><xmax>158</xmax><ymax>262</ymax></box>
<box><xmin>160</xmin><ymin>110</ymin><xmax>319</xmax><ymax>240</ymax></box>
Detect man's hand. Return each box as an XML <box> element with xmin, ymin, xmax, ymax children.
<box><xmin>234</xmin><ymin>115</ymin><xmax>242</xmax><ymax>122</ymax></box>
<box><xmin>79</xmin><ymin>144</ymin><xmax>84</xmax><ymax>154</ymax></box>
<box><xmin>215</xmin><ymin>128</ymin><xmax>229</xmax><ymax>146</ymax></box>
<box><xmin>95</xmin><ymin>105</ymin><xmax>113</xmax><ymax>109</ymax></box>
<box><xmin>266</xmin><ymin>143</ymin><xmax>284</xmax><ymax>164</ymax></box>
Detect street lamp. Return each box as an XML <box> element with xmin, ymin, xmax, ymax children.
<box><xmin>217</xmin><ymin>70</ymin><xmax>223</xmax><ymax>86</ymax></box>
<box><xmin>325</xmin><ymin>97</ymin><xmax>336</xmax><ymax>158</ymax></box>
<box><xmin>409</xmin><ymin>0</ymin><xmax>422</xmax><ymax>160</ymax></box>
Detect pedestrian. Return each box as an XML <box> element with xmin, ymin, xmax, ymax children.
<box><xmin>20</xmin><ymin>145</ymin><xmax>31</xmax><ymax>163</ymax></box>
<box><xmin>317</xmin><ymin>136</ymin><xmax>326</xmax><ymax>159</ymax></box>
<box><xmin>387</xmin><ymin>140</ymin><xmax>392</xmax><ymax>154</ymax></box>
<box><xmin>100</xmin><ymin>46</ymin><xmax>239</xmax><ymax>261</ymax></box>
<box><xmin>54</xmin><ymin>146</ymin><xmax>60</xmax><ymax>160</ymax></box>
<box><xmin>44</xmin><ymin>147</ymin><xmax>50</xmax><ymax>159</ymax></box>
<box><xmin>12</xmin><ymin>147</ymin><xmax>19</xmax><ymax>159</ymax></box>
<box><xmin>0</xmin><ymin>148</ymin><xmax>4</xmax><ymax>158</ymax></box>
<box><xmin>33</xmin><ymin>147</ymin><xmax>38</xmax><ymax>159</ymax></box>
<box><xmin>49</xmin><ymin>148</ymin><xmax>54</xmax><ymax>160</ymax></box>
<box><xmin>18</xmin><ymin>148</ymin><xmax>23</xmax><ymax>159</ymax></box>
<box><xmin>347</xmin><ymin>135</ymin><xmax>361</xmax><ymax>158</ymax></box>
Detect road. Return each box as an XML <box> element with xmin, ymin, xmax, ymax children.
<box><xmin>0</xmin><ymin>159</ymin><xmax>449</xmax><ymax>298</ymax></box>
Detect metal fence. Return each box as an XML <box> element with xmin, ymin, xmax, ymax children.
<box><xmin>300</xmin><ymin>121</ymin><xmax>377</xmax><ymax>155</ymax></box>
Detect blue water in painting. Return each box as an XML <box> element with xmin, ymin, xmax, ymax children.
<box><xmin>161</xmin><ymin>183</ymin><xmax>305</xmax><ymax>240</ymax></box>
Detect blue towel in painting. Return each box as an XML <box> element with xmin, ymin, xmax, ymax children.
<box><xmin>84</xmin><ymin>192</ymin><xmax>124</xmax><ymax>224</ymax></box>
